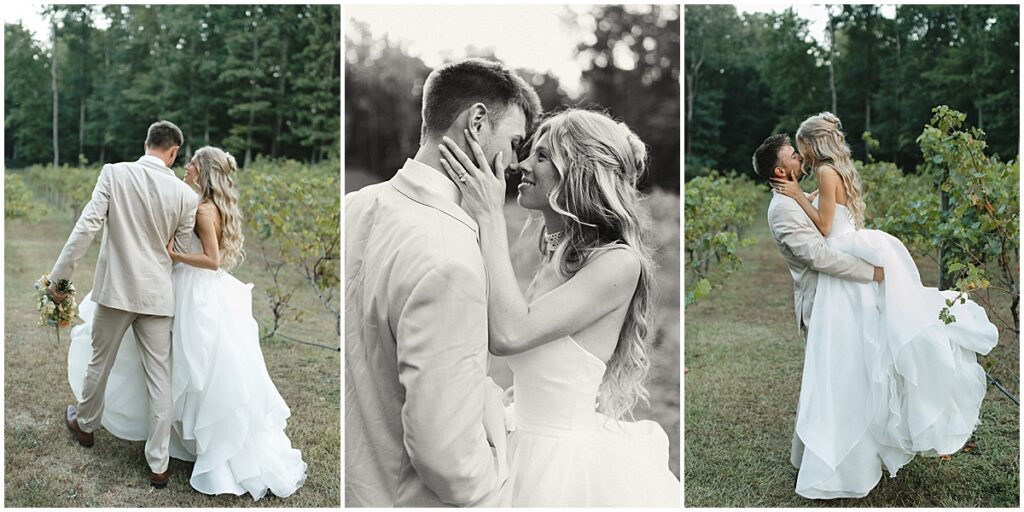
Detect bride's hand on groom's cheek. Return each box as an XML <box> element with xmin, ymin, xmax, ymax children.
<box><xmin>771</xmin><ymin>178</ymin><xmax>802</xmax><ymax>199</ymax></box>
<box><xmin>438</xmin><ymin>132</ymin><xmax>507</xmax><ymax>219</ymax></box>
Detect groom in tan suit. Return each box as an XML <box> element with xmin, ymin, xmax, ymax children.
<box><xmin>753</xmin><ymin>133</ymin><xmax>884</xmax><ymax>469</ymax></box>
<box><xmin>345</xmin><ymin>59</ymin><xmax>541</xmax><ymax>507</ymax></box>
<box><xmin>753</xmin><ymin>134</ymin><xmax>884</xmax><ymax>332</ymax></box>
<box><xmin>53</xmin><ymin>121</ymin><xmax>198</xmax><ymax>487</ymax></box>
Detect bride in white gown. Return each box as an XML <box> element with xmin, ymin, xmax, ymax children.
<box><xmin>772</xmin><ymin>112</ymin><xmax>998</xmax><ymax>499</ymax></box>
<box><xmin>438</xmin><ymin>109</ymin><xmax>679</xmax><ymax>507</ymax></box>
<box><xmin>68</xmin><ymin>146</ymin><xmax>307</xmax><ymax>500</ymax></box>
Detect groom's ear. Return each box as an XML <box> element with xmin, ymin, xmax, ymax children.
<box><xmin>467</xmin><ymin>103</ymin><xmax>488</xmax><ymax>142</ymax></box>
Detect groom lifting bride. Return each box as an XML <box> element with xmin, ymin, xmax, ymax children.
<box><xmin>753</xmin><ymin>115</ymin><xmax>997</xmax><ymax>500</ymax></box>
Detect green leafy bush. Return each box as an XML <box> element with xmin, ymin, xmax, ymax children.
<box><xmin>242</xmin><ymin>158</ymin><xmax>340</xmax><ymax>337</ymax></box>
<box><xmin>20</xmin><ymin>164</ymin><xmax>97</xmax><ymax>222</ymax></box>
<box><xmin>684</xmin><ymin>172</ymin><xmax>762</xmax><ymax>306</ymax></box>
<box><xmin>859</xmin><ymin>160</ymin><xmax>940</xmax><ymax>264</ymax></box>
<box><xmin>4</xmin><ymin>172</ymin><xmax>47</xmax><ymax>220</ymax></box>
<box><xmin>917</xmin><ymin>106</ymin><xmax>1019</xmax><ymax>332</ymax></box>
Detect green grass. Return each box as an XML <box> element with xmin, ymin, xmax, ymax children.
<box><xmin>4</xmin><ymin>211</ymin><xmax>340</xmax><ymax>507</ymax></box>
<box><xmin>684</xmin><ymin>214</ymin><xmax>1020</xmax><ymax>507</ymax></box>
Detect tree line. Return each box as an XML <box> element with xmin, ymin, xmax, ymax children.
<box><xmin>346</xmin><ymin>5</ymin><xmax>680</xmax><ymax>192</ymax></box>
<box><xmin>5</xmin><ymin>5</ymin><xmax>340</xmax><ymax>168</ymax></box>
<box><xmin>685</xmin><ymin>4</ymin><xmax>1019</xmax><ymax>178</ymax></box>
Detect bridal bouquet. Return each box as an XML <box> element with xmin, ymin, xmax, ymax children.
<box><xmin>34</xmin><ymin>273</ymin><xmax>77</xmax><ymax>342</ymax></box>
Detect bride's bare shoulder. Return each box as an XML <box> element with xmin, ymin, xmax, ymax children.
<box><xmin>816</xmin><ymin>164</ymin><xmax>840</xmax><ymax>178</ymax></box>
<box><xmin>582</xmin><ymin>246</ymin><xmax>642</xmax><ymax>285</ymax></box>
<box><xmin>195</xmin><ymin>201</ymin><xmax>223</xmax><ymax>237</ymax></box>
<box><xmin>197</xmin><ymin>200</ymin><xmax>223</xmax><ymax>219</ymax></box>
<box><xmin>197</xmin><ymin>199</ymin><xmax>217</xmax><ymax>213</ymax></box>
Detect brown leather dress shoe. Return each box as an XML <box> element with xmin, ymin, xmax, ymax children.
<box><xmin>65</xmin><ymin>405</ymin><xmax>94</xmax><ymax>448</ymax></box>
<box><xmin>150</xmin><ymin>468</ymin><xmax>171</xmax><ymax>489</ymax></box>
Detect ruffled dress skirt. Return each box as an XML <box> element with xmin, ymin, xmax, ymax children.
<box><xmin>501</xmin><ymin>409</ymin><xmax>680</xmax><ymax>507</ymax></box>
<box><xmin>69</xmin><ymin>263</ymin><xmax>307</xmax><ymax>500</ymax></box>
<box><xmin>793</xmin><ymin>227</ymin><xmax>997</xmax><ymax>499</ymax></box>
<box><xmin>501</xmin><ymin>336</ymin><xmax>679</xmax><ymax>507</ymax></box>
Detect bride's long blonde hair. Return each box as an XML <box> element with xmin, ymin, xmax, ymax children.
<box><xmin>529</xmin><ymin>109</ymin><xmax>656</xmax><ymax>421</ymax></box>
<box><xmin>191</xmin><ymin>146</ymin><xmax>245</xmax><ymax>270</ymax></box>
<box><xmin>796</xmin><ymin>112</ymin><xmax>866</xmax><ymax>229</ymax></box>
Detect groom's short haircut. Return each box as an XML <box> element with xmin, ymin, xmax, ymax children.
<box><xmin>752</xmin><ymin>133</ymin><xmax>791</xmax><ymax>182</ymax></box>
<box><xmin>146</xmin><ymin>120</ymin><xmax>184</xmax><ymax>150</ymax></box>
<box><xmin>420</xmin><ymin>58</ymin><xmax>542</xmax><ymax>143</ymax></box>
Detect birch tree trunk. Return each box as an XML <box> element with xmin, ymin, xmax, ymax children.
<box><xmin>51</xmin><ymin>19</ymin><xmax>60</xmax><ymax>167</ymax></box>
<box><xmin>827</xmin><ymin>7</ymin><xmax>838</xmax><ymax>115</ymax></box>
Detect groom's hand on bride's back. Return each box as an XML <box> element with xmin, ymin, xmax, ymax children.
<box><xmin>873</xmin><ymin>267</ymin><xmax>884</xmax><ymax>283</ymax></box>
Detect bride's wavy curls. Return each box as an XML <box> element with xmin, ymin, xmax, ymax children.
<box><xmin>529</xmin><ymin>108</ymin><xmax>657</xmax><ymax>421</ymax></box>
<box><xmin>796</xmin><ymin>112</ymin><xmax>866</xmax><ymax>229</ymax></box>
<box><xmin>192</xmin><ymin>146</ymin><xmax>245</xmax><ymax>270</ymax></box>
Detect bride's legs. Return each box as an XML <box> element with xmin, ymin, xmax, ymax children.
<box><xmin>131</xmin><ymin>315</ymin><xmax>173</xmax><ymax>475</ymax></box>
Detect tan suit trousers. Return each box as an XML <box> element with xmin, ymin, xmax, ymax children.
<box><xmin>77</xmin><ymin>304</ymin><xmax>172</xmax><ymax>474</ymax></box>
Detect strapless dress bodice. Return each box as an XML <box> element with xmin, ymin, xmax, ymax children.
<box><xmin>815</xmin><ymin>200</ymin><xmax>857</xmax><ymax>238</ymax></box>
<box><xmin>506</xmin><ymin>336</ymin><xmax>607</xmax><ymax>433</ymax></box>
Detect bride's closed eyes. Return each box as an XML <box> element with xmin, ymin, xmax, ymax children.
<box><xmin>528</xmin><ymin>147</ymin><xmax>549</xmax><ymax>162</ymax></box>
<box><xmin>530</xmin><ymin>139</ymin><xmax>555</xmax><ymax>160</ymax></box>
<box><xmin>514</xmin><ymin>140</ymin><xmax>531</xmax><ymax>163</ymax></box>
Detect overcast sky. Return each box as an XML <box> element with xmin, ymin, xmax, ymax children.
<box><xmin>4</xmin><ymin>3</ymin><xmax>49</xmax><ymax>43</ymax></box>
<box><xmin>737</xmin><ymin>4</ymin><xmax>897</xmax><ymax>45</ymax></box>
<box><xmin>7</xmin><ymin>3</ymin><xmax>889</xmax><ymax>80</ymax></box>
<box><xmin>348</xmin><ymin>4</ymin><xmax>605</xmax><ymax>98</ymax></box>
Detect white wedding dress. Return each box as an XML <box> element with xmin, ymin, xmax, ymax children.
<box><xmin>793</xmin><ymin>202</ymin><xmax>998</xmax><ymax>499</ymax></box>
<box><xmin>68</xmin><ymin>234</ymin><xmax>307</xmax><ymax>500</ymax></box>
<box><xmin>501</xmin><ymin>295</ymin><xmax>680</xmax><ymax>506</ymax></box>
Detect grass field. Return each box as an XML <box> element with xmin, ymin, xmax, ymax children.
<box><xmin>684</xmin><ymin>209</ymin><xmax>1020</xmax><ymax>507</ymax></box>
<box><xmin>346</xmin><ymin>169</ymin><xmax>681</xmax><ymax>479</ymax></box>
<box><xmin>4</xmin><ymin>210</ymin><xmax>340</xmax><ymax>507</ymax></box>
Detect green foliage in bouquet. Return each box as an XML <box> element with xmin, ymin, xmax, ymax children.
<box><xmin>34</xmin><ymin>274</ymin><xmax>77</xmax><ymax>343</ymax></box>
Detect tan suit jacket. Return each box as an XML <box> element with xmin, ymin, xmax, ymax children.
<box><xmin>345</xmin><ymin>159</ymin><xmax>507</xmax><ymax>507</ymax></box>
<box><xmin>50</xmin><ymin>156</ymin><xmax>198</xmax><ymax>316</ymax></box>
<box><xmin>767</xmin><ymin>191</ymin><xmax>875</xmax><ymax>331</ymax></box>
